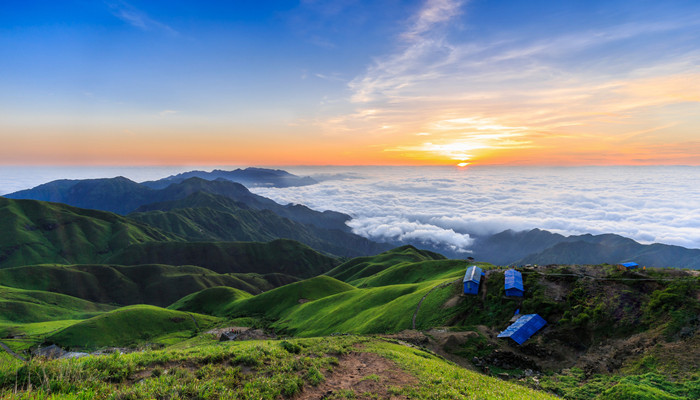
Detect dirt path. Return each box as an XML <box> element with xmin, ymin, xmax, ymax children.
<box><xmin>0</xmin><ymin>340</ymin><xmax>26</xmax><ymax>362</ymax></box>
<box><xmin>296</xmin><ymin>351</ymin><xmax>416</xmax><ymax>400</ymax></box>
<box><xmin>412</xmin><ymin>279</ymin><xmax>461</xmax><ymax>329</ymax></box>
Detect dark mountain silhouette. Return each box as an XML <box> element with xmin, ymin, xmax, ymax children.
<box><xmin>5</xmin><ymin>176</ymin><xmax>351</xmax><ymax>232</ymax></box>
<box><xmin>141</xmin><ymin>167</ymin><xmax>317</xmax><ymax>189</ymax></box>
<box><xmin>5</xmin><ymin>177</ymin><xmax>154</xmax><ymax>215</ymax></box>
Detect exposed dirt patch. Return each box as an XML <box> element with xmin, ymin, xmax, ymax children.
<box><xmin>441</xmin><ymin>293</ymin><xmax>463</xmax><ymax>309</ymax></box>
<box><xmin>296</xmin><ymin>352</ymin><xmax>417</xmax><ymax>400</ymax></box>
<box><xmin>382</xmin><ymin>329</ymin><xmax>478</xmax><ymax>369</ymax></box>
<box><xmin>205</xmin><ymin>326</ymin><xmax>276</xmax><ymax>341</ymax></box>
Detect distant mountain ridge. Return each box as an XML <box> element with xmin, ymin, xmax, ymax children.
<box><xmin>5</xmin><ymin>176</ymin><xmax>351</xmax><ymax>231</ymax></box>
<box><xmin>140</xmin><ymin>167</ymin><xmax>317</xmax><ymax>189</ymax></box>
<box><xmin>469</xmin><ymin>228</ymin><xmax>700</xmax><ymax>269</ymax></box>
<box><xmin>129</xmin><ymin>192</ymin><xmax>391</xmax><ymax>258</ymax></box>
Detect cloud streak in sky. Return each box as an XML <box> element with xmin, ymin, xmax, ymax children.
<box><xmin>327</xmin><ymin>0</ymin><xmax>700</xmax><ymax>165</ymax></box>
<box><xmin>106</xmin><ymin>1</ymin><xmax>178</xmax><ymax>36</ymax></box>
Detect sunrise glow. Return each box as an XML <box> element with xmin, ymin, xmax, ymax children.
<box><xmin>1</xmin><ymin>1</ymin><xmax>699</xmax><ymax>166</ymax></box>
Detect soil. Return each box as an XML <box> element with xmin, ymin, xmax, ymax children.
<box><xmin>205</xmin><ymin>326</ymin><xmax>276</xmax><ymax>341</ymax></box>
<box><xmin>296</xmin><ymin>351</ymin><xmax>417</xmax><ymax>400</ymax></box>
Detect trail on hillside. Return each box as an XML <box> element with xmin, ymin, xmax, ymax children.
<box><xmin>0</xmin><ymin>341</ymin><xmax>26</xmax><ymax>362</ymax></box>
<box><xmin>412</xmin><ymin>278</ymin><xmax>461</xmax><ymax>329</ymax></box>
<box><xmin>296</xmin><ymin>351</ymin><xmax>416</xmax><ymax>400</ymax></box>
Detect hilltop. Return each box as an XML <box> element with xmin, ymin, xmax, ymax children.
<box><xmin>140</xmin><ymin>167</ymin><xmax>318</xmax><ymax>189</ymax></box>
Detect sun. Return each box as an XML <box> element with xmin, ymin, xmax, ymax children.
<box><xmin>457</xmin><ymin>162</ymin><xmax>470</xmax><ymax>167</ymax></box>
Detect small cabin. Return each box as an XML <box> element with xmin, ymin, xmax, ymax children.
<box><xmin>463</xmin><ymin>265</ymin><xmax>483</xmax><ymax>295</ymax></box>
<box><xmin>504</xmin><ymin>269</ymin><xmax>524</xmax><ymax>297</ymax></box>
<box><xmin>619</xmin><ymin>262</ymin><xmax>639</xmax><ymax>270</ymax></box>
<box><xmin>497</xmin><ymin>314</ymin><xmax>547</xmax><ymax>345</ymax></box>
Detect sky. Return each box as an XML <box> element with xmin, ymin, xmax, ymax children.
<box><xmin>2</xmin><ymin>0</ymin><xmax>700</xmax><ymax>166</ymax></box>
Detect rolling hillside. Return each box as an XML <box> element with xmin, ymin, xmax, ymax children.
<box><xmin>0</xmin><ymin>264</ymin><xmax>296</xmax><ymax>306</ymax></box>
<box><xmin>128</xmin><ymin>192</ymin><xmax>391</xmax><ymax>257</ymax></box>
<box><xmin>46</xmin><ymin>305</ymin><xmax>219</xmax><ymax>349</ymax></box>
<box><xmin>0</xmin><ymin>197</ymin><xmax>175</xmax><ymax>269</ymax></box>
<box><xmin>105</xmin><ymin>239</ymin><xmax>340</xmax><ymax>277</ymax></box>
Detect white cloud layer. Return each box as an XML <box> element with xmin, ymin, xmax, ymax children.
<box><xmin>251</xmin><ymin>166</ymin><xmax>700</xmax><ymax>251</ymax></box>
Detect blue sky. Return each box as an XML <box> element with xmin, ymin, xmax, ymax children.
<box><xmin>1</xmin><ymin>0</ymin><xmax>699</xmax><ymax>165</ymax></box>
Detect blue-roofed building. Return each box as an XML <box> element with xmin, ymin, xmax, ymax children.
<box><xmin>497</xmin><ymin>314</ymin><xmax>547</xmax><ymax>345</ymax></box>
<box><xmin>620</xmin><ymin>262</ymin><xmax>639</xmax><ymax>269</ymax></box>
<box><xmin>504</xmin><ymin>269</ymin><xmax>524</xmax><ymax>297</ymax></box>
<box><xmin>463</xmin><ymin>265</ymin><xmax>483</xmax><ymax>295</ymax></box>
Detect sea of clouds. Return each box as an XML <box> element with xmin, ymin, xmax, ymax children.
<box><xmin>251</xmin><ymin>166</ymin><xmax>700</xmax><ymax>251</ymax></box>
<box><xmin>2</xmin><ymin>165</ymin><xmax>699</xmax><ymax>252</ymax></box>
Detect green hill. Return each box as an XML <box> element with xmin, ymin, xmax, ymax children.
<box><xmin>326</xmin><ymin>245</ymin><xmax>447</xmax><ymax>285</ymax></box>
<box><xmin>224</xmin><ymin>275</ymin><xmax>356</xmax><ymax>319</ymax></box>
<box><xmin>0</xmin><ymin>264</ymin><xmax>294</xmax><ymax>306</ymax></box>
<box><xmin>105</xmin><ymin>238</ymin><xmax>340</xmax><ymax>278</ymax></box>
<box><xmin>168</xmin><ymin>286</ymin><xmax>253</xmax><ymax>315</ymax></box>
<box><xmin>0</xmin><ymin>197</ymin><xmax>176</xmax><ymax>268</ymax></box>
<box><xmin>46</xmin><ymin>305</ymin><xmax>219</xmax><ymax>349</ymax></box>
<box><xmin>128</xmin><ymin>192</ymin><xmax>391</xmax><ymax>257</ymax></box>
<box><xmin>0</xmin><ymin>285</ymin><xmax>113</xmax><ymax>324</ymax></box>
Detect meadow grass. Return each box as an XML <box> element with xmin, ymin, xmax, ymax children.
<box><xmin>45</xmin><ymin>305</ymin><xmax>220</xmax><ymax>350</ymax></box>
<box><xmin>0</xmin><ymin>335</ymin><xmax>559</xmax><ymax>400</ymax></box>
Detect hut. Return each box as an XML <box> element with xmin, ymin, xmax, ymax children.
<box><xmin>504</xmin><ymin>269</ymin><xmax>524</xmax><ymax>297</ymax></box>
<box><xmin>619</xmin><ymin>262</ymin><xmax>639</xmax><ymax>269</ymax></box>
<box><xmin>463</xmin><ymin>265</ymin><xmax>483</xmax><ymax>295</ymax></box>
<box><xmin>497</xmin><ymin>314</ymin><xmax>547</xmax><ymax>345</ymax></box>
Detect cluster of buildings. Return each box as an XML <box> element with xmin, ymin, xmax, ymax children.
<box><xmin>462</xmin><ymin>265</ymin><xmax>544</xmax><ymax>345</ymax></box>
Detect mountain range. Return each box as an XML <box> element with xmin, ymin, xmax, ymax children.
<box><xmin>5</xmin><ymin>167</ymin><xmax>700</xmax><ymax>269</ymax></box>
<box><xmin>140</xmin><ymin>167</ymin><xmax>317</xmax><ymax>189</ymax></box>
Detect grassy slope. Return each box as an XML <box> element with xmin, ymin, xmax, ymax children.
<box><xmin>0</xmin><ymin>264</ymin><xmax>295</xmax><ymax>306</ymax></box>
<box><xmin>0</xmin><ymin>197</ymin><xmax>175</xmax><ymax>269</ymax></box>
<box><xmin>326</xmin><ymin>245</ymin><xmax>447</xmax><ymax>285</ymax></box>
<box><xmin>46</xmin><ymin>305</ymin><xmax>219</xmax><ymax>349</ymax></box>
<box><xmin>0</xmin><ymin>336</ymin><xmax>558</xmax><ymax>400</ymax></box>
<box><xmin>0</xmin><ymin>285</ymin><xmax>114</xmax><ymax>324</ymax></box>
<box><xmin>128</xmin><ymin>192</ymin><xmax>390</xmax><ymax>258</ymax></box>
<box><xmin>168</xmin><ymin>286</ymin><xmax>253</xmax><ymax>315</ymax></box>
<box><xmin>105</xmin><ymin>238</ymin><xmax>340</xmax><ymax>278</ymax></box>
<box><xmin>274</xmin><ymin>259</ymin><xmax>471</xmax><ymax>336</ymax></box>
<box><xmin>205</xmin><ymin>254</ymin><xmax>472</xmax><ymax>337</ymax></box>
<box><xmin>224</xmin><ymin>276</ymin><xmax>356</xmax><ymax>320</ymax></box>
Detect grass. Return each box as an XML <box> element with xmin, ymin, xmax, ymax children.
<box><xmin>45</xmin><ymin>305</ymin><xmax>220</xmax><ymax>350</ymax></box>
<box><xmin>0</xmin><ymin>335</ymin><xmax>558</xmax><ymax>400</ymax></box>
<box><xmin>0</xmin><ymin>263</ymin><xmax>286</xmax><ymax>307</ymax></box>
<box><xmin>224</xmin><ymin>275</ymin><xmax>356</xmax><ymax>320</ymax></box>
<box><xmin>325</xmin><ymin>245</ymin><xmax>447</xmax><ymax>285</ymax></box>
<box><xmin>104</xmin><ymin>238</ymin><xmax>340</xmax><ymax>277</ymax></box>
<box><xmin>0</xmin><ymin>286</ymin><xmax>114</xmax><ymax>324</ymax></box>
<box><xmin>168</xmin><ymin>286</ymin><xmax>252</xmax><ymax>315</ymax></box>
<box><xmin>0</xmin><ymin>197</ymin><xmax>174</xmax><ymax>269</ymax></box>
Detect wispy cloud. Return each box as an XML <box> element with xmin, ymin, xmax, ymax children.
<box><xmin>320</xmin><ymin>0</ymin><xmax>700</xmax><ymax>165</ymax></box>
<box><xmin>106</xmin><ymin>1</ymin><xmax>178</xmax><ymax>36</ymax></box>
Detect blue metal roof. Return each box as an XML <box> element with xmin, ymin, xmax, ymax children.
<box><xmin>620</xmin><ymin>262</ymin><xmax>638</xmax><ymax>268</ymax></box>
<box><xmin>497</xmin><ymin>314</ymin><xmax>546</xmax><ymax>345</ymax></box>
<box><xmin>504</xmin><ymin>269</ymin><xmax>524</xmax><ymax>292</ymax></box>
<box><xmin>463</xmin><ymin>266</ymin><xmax>482</xmax><ymax>283</ymax></box>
